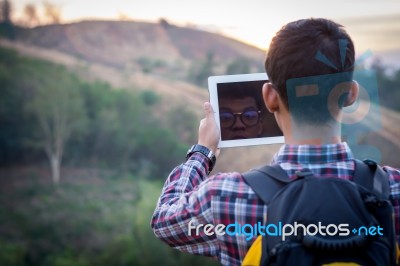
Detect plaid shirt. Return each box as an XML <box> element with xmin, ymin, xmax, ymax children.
<box><xmin>151</xmin><ymin>143</ymin><xmax>400</xmax><ymax>266</ymax></box>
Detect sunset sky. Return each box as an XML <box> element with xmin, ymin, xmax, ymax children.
<box><xmin>13</xmin><ymin>0</ymin><xmax>400</xmax><ymax>64</ymax></box>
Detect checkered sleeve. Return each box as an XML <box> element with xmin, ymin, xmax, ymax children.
<box><xmin>150</xmin><ymin>152</ymin><xmax>220</xmax><ymax>258</ymax></box>
<box><xmin>384</xmin><ymin>165</ymin><xmax>400</xmax><ymax>244</ymax></box>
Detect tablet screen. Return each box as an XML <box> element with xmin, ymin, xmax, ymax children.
<box><xmin>208</xmin><ymin>73</ymin><xmax>284</xmax><ymax>148</ymax></box>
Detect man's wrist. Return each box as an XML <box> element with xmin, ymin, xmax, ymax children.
<box><xmin>186</xmin><ymin>144</ymin><xmax>216</xmax><ymax>174</ymax></box>
<box><xmin>198</xmin><ymin>141</ymin><xmax>218</xmax><ymax>156</ymax></box>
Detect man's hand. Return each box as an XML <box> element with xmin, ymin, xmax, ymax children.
<box><xmin>198</xmin><ymin>102</ymin><xmax>220</xmax><ymax>157</ymax></box>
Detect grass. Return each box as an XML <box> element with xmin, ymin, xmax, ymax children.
<box><xmin>0</xmin><ymin>166</ymin><xmax>220</xmax><ymax>266</ymax></box>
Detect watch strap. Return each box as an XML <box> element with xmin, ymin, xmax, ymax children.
<box><xmin>186</xmin><ymin>144</ymin><xmax>216</xmax><ymax>174</ymax></box>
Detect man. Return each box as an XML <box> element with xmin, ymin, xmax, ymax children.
<box><xmin>151</xmin><ymin>18</ymin><xmax>400</xmax><ymax>266</ymax></box>
<box><xmin>219</xmin><ymin>96</ymin><xmax>262</xmax><ymax>140</ymax></box>
<box><xmin>218</xmin><ymin>81</ymin><xmax>265</xmax><ymax>140</ymax></box>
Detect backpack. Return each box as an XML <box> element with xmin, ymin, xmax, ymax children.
<box><xmin>241</xmin><ymin>159</ymin><xmax>398</xmax><ymax>266</ymax></box>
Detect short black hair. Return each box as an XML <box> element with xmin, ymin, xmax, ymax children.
<box><xmin>217</xmin><ymin>80</ymin><xmax>265</xmax><ymax>111</ymax></box>
<box><xmin>265</xmin><ymin>18</ymin><xmax>355</xmax><ymax>124</ymax></box>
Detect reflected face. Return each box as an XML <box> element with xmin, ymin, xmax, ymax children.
<box><xmin>219</xmin><ymin>97</ymin><xmax>263</xmax><ymax>140</ymax></box>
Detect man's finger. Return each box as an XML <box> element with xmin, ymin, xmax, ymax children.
<box><xmin>204</xmin><ymin>102</ymin><xmax>214</xmax><ymax>118</ymax></box>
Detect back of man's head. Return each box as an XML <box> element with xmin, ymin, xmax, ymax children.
<box><xmin>265</xmin><ymin>18</ymin><xmax>355</xmax><ymax>125</ymax></box>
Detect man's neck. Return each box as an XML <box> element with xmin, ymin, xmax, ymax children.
<box><xmin>284</xmin><ymin>121</ymin><xmax>342</xmax><ymax>145</ymax></box>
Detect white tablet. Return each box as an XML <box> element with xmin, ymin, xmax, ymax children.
<box><xmin>208</xmin><ymin>73</ymin><xmax>284</xmax><ymax>148</ymax></box>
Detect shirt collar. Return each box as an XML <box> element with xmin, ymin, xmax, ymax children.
<box><xmin>271</xmin><ymin>142</ymin><xmax>354</xmax><ymax>165</ymax></box>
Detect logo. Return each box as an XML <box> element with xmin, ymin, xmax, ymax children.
<box><xmin>188</xmin><ymin>220</ymin><xmax>384</xmax><ymax>241</ymax></box>
<box><xmin>286</xmin><ymin>41</ymin><xmax>382</xmax><ymax>162</ymax></box>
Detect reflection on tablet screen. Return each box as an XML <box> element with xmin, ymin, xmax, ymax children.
<box><xmin>217</xmin><ymin>80</ymin><xmax>282</xmax><ymax>141</ymax></box>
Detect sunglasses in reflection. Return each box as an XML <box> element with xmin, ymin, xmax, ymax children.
<box><xmin>219</xmin><ymin>110</ymin><xmax>261</xmax><ymax>128</ymax></box>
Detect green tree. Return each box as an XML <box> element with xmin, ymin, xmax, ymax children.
<box><xmin>0</xmin><ymin>0</ymin><xmax>11</xmax><ymax>23</ymax></box>
<box><xmin>0</xmin><ymin>48</ymin><xmax>45</xmax><ymax>164</ymax></box>
<box><xmin>94</xmin><ymin>90</ymin><xmax>146</xmax><ymax>171</ymax></box>
<box><xmin>226</xmin><ymin>57</ymin><xmax>251</xmax><ymax>75</ymax></box>
<box><xmin>0</xmin><ymin>0</ymin><xmax>15</xmax><ymax>39</ymax></box>
<box><xmin>189</xmin><ymin>52</ymin><xmax>215</xmax><ymax>87</ymax></box>
<box><xmin>370</xmin><ymin>58</ymin><xmax>400</xmax><ymax>112</ymax></box>
<box><xmin>27</xmin><ymin>69</ymin><xmax>87</xmax><ymax>184</ymax></box>
<box><xmin>140</xmin><ymin>90</ymin><xmax>160</xmax><ymax>106</ymax></box>
<box><xmin>165</xmin><ymin>105</ymin><xmax>198</xmax><ymax>144</ymax></box>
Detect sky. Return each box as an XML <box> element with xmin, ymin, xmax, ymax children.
<box><xmin>13</xmin><ymin>0</ymin><xmax>400</xmax><ymax>64</ymax></box>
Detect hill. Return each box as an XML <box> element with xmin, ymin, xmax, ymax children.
<box><xmin>14</xmin><ymin>20</ymin><xmax>265</xmax><ymax>79</ymax></box>
<box><xmin>1</xmin><ymin>20</ymin><xmax>399</xmax><ymax>168</ymax></box>
<box><xmin>0</xmin><ymin>19</ymin><xmax>398</xmax><ymax>266</ymax></box>
<box><xmin>3</xmin><ymin>20</ymin><xmax>266</xmax><ymax>114</ymax></box>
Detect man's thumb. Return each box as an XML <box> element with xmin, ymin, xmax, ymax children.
<box><xmin>204</xmin><ymin>102</ymin><xmax>213</xmax><ymax>117</ymax></box>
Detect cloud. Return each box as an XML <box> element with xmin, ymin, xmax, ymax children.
<box><xmin>339</xmin><ymin>13</ymin><xmax>400</xmax><ymax>52</ymax></box>
<box><xmin>341</xmin><ymin>13</ymin><xmax>400</xmax><ymax>25</ymax></box>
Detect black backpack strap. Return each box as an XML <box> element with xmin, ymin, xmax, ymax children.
<box><xmin>244</xmin><ymin>159</ymin><xmax>390</xmax><ymax>203</ymax></box>
<box><xmin>353</xmin><ymin>159</ymin><xmax>396</xmax><ymax>265</ymax></box>
<box><xmin>353</xmin><ymin>159</ymin><xmax>390</xmax><ymax>200</ymax></box>
<box><xmin>242</xmin><ymin>164</ymin><xmax>292</xmax><ymax>204</ymax></box>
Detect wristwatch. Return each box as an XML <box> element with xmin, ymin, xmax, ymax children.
<box><xmin>186</xmin><ymin>144</ymin><xmax>216</xmax><ymax>174</ymax></box>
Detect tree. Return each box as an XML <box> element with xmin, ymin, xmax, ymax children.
<box><xmin>0</xmin><ymin>0</ymin><xmax>15</xmax><ymax>39</ymax></box>
<box><xmin>189</xmin><ymin>52</ymin><xmax>215</xmax><ymax>87</ymax></box>
<box><xmin>118</xmin><ymin>12</ymin><xmax>131</xmax><ymax>21</ymax></box>
<box><xmin>226</xmin><ymin>58</ymin><xmax>251</xmax><ymax>75</ymax></box>
<box><xmin>369</xmin><ymin>58</ymin><xmax>400</xmax><ymax>112</ymax></box>
<box><xmin>159</xmin><ymin>18</ymin><xmax>171</xmax><ymax>28</ymax></box>
<box><xmin>23</xmin><ymin>3</ymin><xmax>39</xmax><ymax>27</ymax></box>
<box><xmin>0</xmin><ymin>0</ymin><xmax>11</xmax><ymax>23</ymax></box>
<box><xmin>27</xmin><ymin>70</ymin><xmax>87</xmax><ymax>184</ymax></box>
<box><xmin>43</xmin><ymin>1</ymin><xmax>61</xmax><ymax>24</ymax></box>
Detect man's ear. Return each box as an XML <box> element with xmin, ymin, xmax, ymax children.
<box><xmin>262</xmin><ymin>83</ymin><xmax>279</xmax><ymax>113</ymax></box>
<box><xmin>343</xmin><ymin>80</ymin><xmax>359</xmax><ymax>107</ymax></box>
